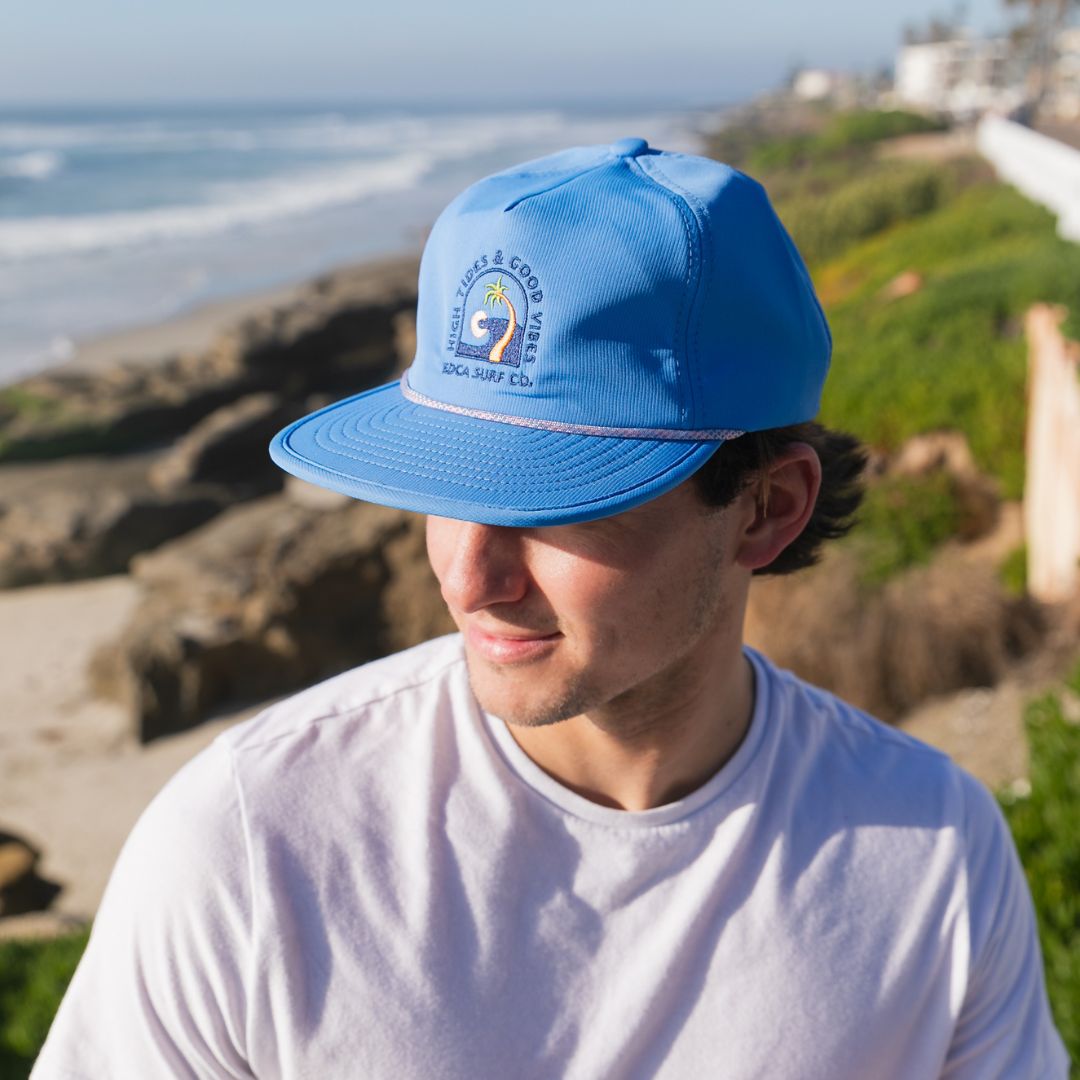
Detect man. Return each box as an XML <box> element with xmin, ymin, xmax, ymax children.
<box><xmin>35</xmin><ymin>138</ymin><xmax>1068</xmax><ymax>1078</ymax></box>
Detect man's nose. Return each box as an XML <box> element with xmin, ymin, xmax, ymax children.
<box><xmin>436</xmin><ymin>521</ymin><xmax>530</xmax><ymax>613</ymax></box>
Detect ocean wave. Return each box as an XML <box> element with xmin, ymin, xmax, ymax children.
<box><xmin>0</xmin><ymin>150</ymin><xmax>434</xmax><ymax>260</ymax></box>
<box><xmin>0</xmin><ymin>108</ymin><xmax>704</xmax><ymax>262</ymax></box>
<box><xmin>0</xmin><ymin>121</ymin><xmax>264</xmax><ymax>152</ymax></box>
<box><xmin>0</xmin><ymin>109</ymin><xmax>574</xmax><ymax>156</ymax></box>
<box><xmin>0</xmin><ymin>150</ymin><xmax>64</xmax><ymax>180</ymax></box>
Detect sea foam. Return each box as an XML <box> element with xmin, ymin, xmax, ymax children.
<box><xmin>0</xmin><ymin>150</ymin><xmax>64</xmax><ymax>180</ymax></box>
<box><xmin>0</xmin><ymin>151</ymin><xmax>434</xmax><ymax>259</ymax></box>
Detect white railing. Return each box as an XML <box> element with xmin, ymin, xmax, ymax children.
<box><xmin>976</xmin><ymin>113</ymin><xmax>1080</xmax><ymax>240</ymax></box>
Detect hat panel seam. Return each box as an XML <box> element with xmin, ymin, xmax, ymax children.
<box><xmin>634</xmin><ymin>157</ymin><xmax>710</xmax><ymax>429</ymax></box>
<box><xmin>501</xmin><ymin>159</ymin><xmax>612</xmax><ymax>211</ymax></box>
<box><xmin>627</xmin><ymin>156</ymin><xmax>703</xmax><ymax>428</ymax></box>
<box><xmin>777</xmin><ymin>217</ymin><xmax>834</xmax><ymax>355</ymax></box>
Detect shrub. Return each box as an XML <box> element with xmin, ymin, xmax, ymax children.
<box><xmin>999</xmin><ymin>663</ymin><xmax>1080</xmax><ymax>1070</ymax></box>
<box><xmin>0</xmin><ymin>388</ymin><xmax>62</xmax><ymax>424</ymax></box>
<box><xmin>779</xmin><ymin>164</ymin><xmax>946</xmax><ymax>266</ymax></box>
<box><xmin>819</xmin><ymin>108</ymin><xmax>946</xmax><ymax>149</ymax></box>
<box><xmin>747</xmin><ymin>109</ymin><xmax>946</xmax><ymax>174</ymax></box>
<box><xmin>0</xmin><ymin>928</ymin><xmax>88</xmax><ymax>1078</ymax></box>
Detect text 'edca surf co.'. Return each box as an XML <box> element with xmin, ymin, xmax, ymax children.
<box><xmin>445</xmin><ymin>251</ymin><xmax>543</xmax><ymax>388</ymax></box>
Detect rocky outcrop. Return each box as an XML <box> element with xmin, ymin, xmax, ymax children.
<box><xmin>92</xmin><ymin>485</ymin><xmax>454</xmax><ymax>742</ymax></box>
<box><xmin>0</xmin><ymin>389</ymin><xmax>345</xmax><ymax>587</ymax></box>
<box><xmin>745</xmin><ymin>542</ymin><xmax>1043</xmax><ymax>722</ymax></box>
<box><xmin>0</xmin><ymin>256</ymin><xmax>419</xmax><ymax>463</ymax></box>
<box><xmin>0</xmin><ymin>830</ymin><xmax>61</xmax><ymax>918</ymax></box>
<box><xmin>148</xmin><ymin>392</ymin><xmax>301</xmax><ymax>496</ymax></box>
<box><xmin>0</xmin><ymin>254</ymin><xmax>447</xmax><ymax>742</ymax></box>
<box><xmin>0</xmin><ymin>453</ymin><xmax>226</xmax><ymax>587</ymax></box>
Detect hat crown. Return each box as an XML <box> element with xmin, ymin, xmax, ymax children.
<box><xmin>406</xmin><ymin>139</ymin><xmax>831</xmax><ymax>436</ymax></box>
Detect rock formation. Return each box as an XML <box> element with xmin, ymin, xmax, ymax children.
<box><xmin>0</xmin><ymin>830</ymin><xmax>61</xmax><ymax>918</ymax></box>
<box><xmin>91</xmin><ymin>483</ymin><xmax>454</xmax><ymax>742</ymax></box>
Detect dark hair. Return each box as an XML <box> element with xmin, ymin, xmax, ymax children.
<box><xmin>693</xmin><ymin>422</ymin><xmax>867</xmax><ymax>575</ymax></box>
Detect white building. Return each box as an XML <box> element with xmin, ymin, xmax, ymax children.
<box><xmin>895</xmin><ymin>36</ymin><xmax>1023</xmax><ymax>119</ymax></box>
<box><xmin>793</xmin><ymin>69</ymin><xmax>838</xmax><ymax>101</ymax></box>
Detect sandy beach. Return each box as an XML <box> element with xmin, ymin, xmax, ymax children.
<box><xmin>65</xmin><ymin>278</ymin><xmax>314</xmax><ymax>374</ymax></box>
<box><xmin>0</xmin><ymin>574</ymin><xmax>266</xmax><ymax>928</ymax></box>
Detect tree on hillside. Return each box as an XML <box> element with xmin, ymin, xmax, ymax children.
<box><xmin>1006</xmin><ymin>0</ymin><xmax>1079</xmax><ymax>111</ymax></box>
<box><xmin>902</xmin><ymin>4</ymin><xmax>968</xmax><ymax>44</ymax></box>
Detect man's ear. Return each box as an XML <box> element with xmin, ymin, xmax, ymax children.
<box><xmin>734</xmin><ymin>443</ymin><xmax>822</xmax><ymax>571</ymax></box>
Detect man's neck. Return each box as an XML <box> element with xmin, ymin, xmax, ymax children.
<box><xmin>500</xmin><ymin>642</ymin><xmax>755</xmax><ymax>813</ymax></box>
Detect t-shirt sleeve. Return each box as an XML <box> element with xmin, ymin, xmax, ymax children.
<box><xmin>31</xmin><ymin>737</ymin><xmax>255</xmax><ymax>1080</ymax></box>
<box><xmin>941</xmin><ymin>770</ymin><xmax>1070</xmax><ymax>1079</ymax></box>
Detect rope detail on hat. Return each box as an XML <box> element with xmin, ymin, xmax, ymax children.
<box><xmin>401</xmin><ymin>373</ymin><xmax>743</xmax><ymax>442</ymax></box>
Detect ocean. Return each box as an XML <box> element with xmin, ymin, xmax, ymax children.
<box><xmin>0</xmin><ymin>102</ymin><xmax>717</xmax><ymax>385</ymax></box>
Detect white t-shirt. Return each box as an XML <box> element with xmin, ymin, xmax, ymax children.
<box><xmin>34</xmin><ymin>635</ymin><xmax>1069</xmax><ymax>1079</ymax></box>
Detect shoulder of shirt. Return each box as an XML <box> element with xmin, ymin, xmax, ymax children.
<box><xmin>748</xmin><ymin>645</ymin><xmax>987</xmax><ymax>802</ymax></box>
<box><xmin>214</xmin><ymin>633</ymin><xmax>467</xmax><ymax>756</ymax></box>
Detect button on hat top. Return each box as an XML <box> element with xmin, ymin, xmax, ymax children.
<box><xmin>610</xmin><ymin>137</ymin><xmax>649</xmax><ymax>158</ymax></box>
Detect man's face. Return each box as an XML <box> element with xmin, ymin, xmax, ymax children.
<box><xmin>425</xmin><ymin>479</ymin><xmax>751</xmax><ymax>730</ymax></box>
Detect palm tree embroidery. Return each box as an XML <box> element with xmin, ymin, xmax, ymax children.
<box><xmin>483</xmin><ymin>277</ymin><xmax>517</xmax><ymax>363</ymax></box>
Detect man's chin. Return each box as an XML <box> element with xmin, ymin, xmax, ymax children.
<box><xmin>463</xmin><ymin>654</ymin><xmax>588</xmax><ymax>730</ymax></box>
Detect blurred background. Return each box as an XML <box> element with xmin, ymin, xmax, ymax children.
<box><xmin>1</xmin><ymin>1</ymin><xmax>1079</xmax><ymax>1075</ymax></box>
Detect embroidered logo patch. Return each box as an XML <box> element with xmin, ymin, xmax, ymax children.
<box><xmin>445</xmin><ymin>251</ymin><xmax>544</xmax><ymax>386</ymax></box>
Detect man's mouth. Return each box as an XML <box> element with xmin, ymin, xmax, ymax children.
<box><xmin>464</xmin><ymin>624</ymin><xmax>563</xmax><ymax>664</ymax></box>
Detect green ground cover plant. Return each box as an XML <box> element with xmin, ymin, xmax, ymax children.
<box><xmin>999</xmin><ymin>661</ymin><xmax>1080</xmax><ymax>1074</ymax></box>
<box><xmin>814</xmin><ymin>181</ymin><xmax>1080</xmax><ymax>499</ymax></box>
<box><xmin>0</xmin><ymin>388</ymin><xmax>61</xmax><ymax>423</ymax></box>
<box><xmin>0</xmin><ymin>928</ymin><xmax>88</xmax><ymax>1079</ymax></box>
<box><xmin>818</xmin><ymin>107</ymin><xmax>948</xmax><ymax>147</ymax></box>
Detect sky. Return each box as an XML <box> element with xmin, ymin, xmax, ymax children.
<box><xmin>1</xmin><ymin>0</ymin><xmax>1022</xmax><ymax>108</ymax></box>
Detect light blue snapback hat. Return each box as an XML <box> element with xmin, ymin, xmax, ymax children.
<box><xmin>269</xmin><ymin>137</ymin><xmax>831</xmax><ymax>525</ymax></box>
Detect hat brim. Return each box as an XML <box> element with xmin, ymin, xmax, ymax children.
<box><xmin>269</xmin><ymin>381</ymin><xmax>728</xmax><ymax>527</ymax></box>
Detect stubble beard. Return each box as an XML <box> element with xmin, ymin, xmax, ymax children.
<box><xmin>465</xmin><ymin>652</ymin><xmax>603</xmax><ymax>730</ymax></box>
